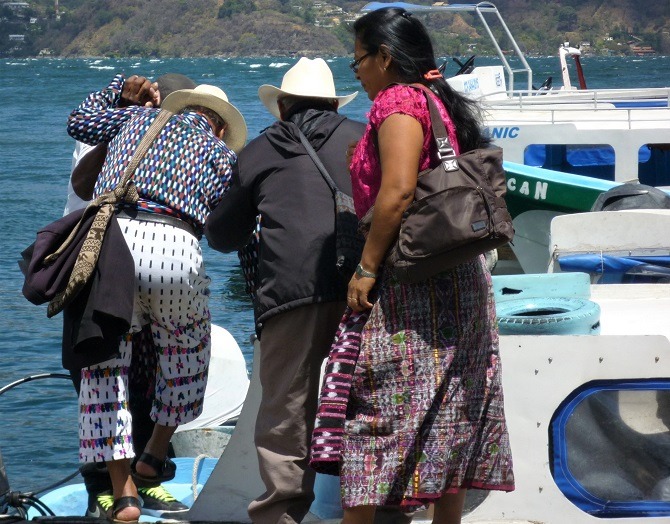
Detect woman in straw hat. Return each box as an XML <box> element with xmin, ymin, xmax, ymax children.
<box><xmin>67</xmin><ymin>74</ymin><xmax>246</xmax><ymax>523</ymax></box>
<box><xmin>310</xmin><ymin>7</ymin><xmax>515</xmax><ymax>524</ymax></box>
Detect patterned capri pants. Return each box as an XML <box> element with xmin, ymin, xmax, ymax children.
<box><xmin>79</xmin><ymin>217</ymin><xmax>211</xmax><ymax>463</ymax></box>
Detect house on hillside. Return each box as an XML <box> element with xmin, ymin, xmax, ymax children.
<box><xmin>2</xmin><ymin>2</ymin><xmax>29</xmax><ymax>9</ymax></box>
<box><xmin>2</xmin><ymin>1</ymin><xmax>29</xmax><ymax>19</ymax></box>
<box><xmin>630</xmin><ymin>45</ymin><xmax>656</xmax><ymax>56</ymax></box>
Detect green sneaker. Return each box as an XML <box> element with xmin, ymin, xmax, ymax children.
<box><xmin>137</xmin><ymin>484</ymin><xmax>189</xmax><ymax>517</ymax></box>
<box><xmin>85</xmin><ymin>490</ymin><xmax>114</xmax><ymax>519</ymax></box>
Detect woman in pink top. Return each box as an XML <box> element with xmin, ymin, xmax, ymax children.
<box><xmin>311</xmin><ymin>7</ymin><xmax>515</xmax><ymax>524</ymax></box>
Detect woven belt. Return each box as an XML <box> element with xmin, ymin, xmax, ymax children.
<box><xmin>116</xmin><ymin>208</ymin><xmax>196</xmax><ymax>237</ymax></box>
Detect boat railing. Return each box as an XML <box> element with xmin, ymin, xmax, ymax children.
<box><xmin>361</xmin><ymin>1</ymin><xmax>533</xmax><ymax>94</ymax></box>
<box><xmin>485</xmin><ymin>103</ymin><xmax>670</xmax><ymax>127</ymax></box>
<box><xmin>481</xmin><ymin>86</ymin><xmax>670</xmax><ymax>111</ymax></box>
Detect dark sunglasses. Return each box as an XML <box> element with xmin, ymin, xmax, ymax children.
<box><xmin>349</xmin><ymin>52</ymin><xmax>373</xmax><ymax>73</ymax></box>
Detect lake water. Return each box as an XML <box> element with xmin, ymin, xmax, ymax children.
<box><xmin>1</xmin><ymin>54</ymin><xmax>669</xmax><ymax>494</ymax></box>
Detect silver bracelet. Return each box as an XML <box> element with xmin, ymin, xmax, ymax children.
<box><xmin>355</xmin><ymin>263</ymin><xmax>378</xmax><ymax>279</ymax></box>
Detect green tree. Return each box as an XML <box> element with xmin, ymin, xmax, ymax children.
<box><xmin>94</xmin><ymin>11</ymin><xmax>115</xmax><ymax>27</ymax></box>
<box><xmin>557</xmin><ymin>7</ymin><xmax>577</xmax><ymax>32</ymax></box>
<box><xmin>237</xmin><ymin>32</ymin><xmax>260</xmax><ymax>53</ymax></box>
<box><xmin>219</xmin><ymin>0</ymin><xmax>256</xmax><ymax>19</ymax></box>
<box><xmin>332</xmin><ymin>21</ymin><xmax>354</xmax><ymax>51</ymax></box>
<box><xmin>303</xmin><ymin>6</ymin><xmax>315</xmax><ymax>25</ymax></box>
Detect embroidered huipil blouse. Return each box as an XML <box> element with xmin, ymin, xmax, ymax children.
<box><xmin>349</xmin><ymin>84</ymin><xmax>460</xmax><ymax>218</ymax></box>
<box><xmin>66</xmin><ymin>75</ymin><xmax>237</xmax><ymax>232</ymax></box>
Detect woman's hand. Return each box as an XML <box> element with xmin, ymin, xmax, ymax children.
<box><xmin>347</xmin><ymin>272</ymin><xmax>376</xmax><ymax>312</ymax></box>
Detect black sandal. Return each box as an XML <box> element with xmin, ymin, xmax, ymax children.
<box><xmin>108</xmin><ymin>496</ymin><xmax>141</xmax><ymax>523</ymax></box>
<box><xmin>131</xmin><ymin>452</ymin><xmax>176</xmax><ymax>487</ymax></box>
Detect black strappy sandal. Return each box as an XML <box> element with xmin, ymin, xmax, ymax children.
<box><xmin>131</xmin><ymin>452</ymin><xmax>176</xmax><ymax>487</ymax></box>
<box><xmin>108</xmin><ymin>496</ymin><xmax>141</xmax><ymax>523</ymax></box>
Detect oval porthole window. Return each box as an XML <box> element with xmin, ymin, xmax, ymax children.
<box><xmin>551</xmin><ymin>380</ymin><xmax>670</xmax><ymax>518</ymax></box>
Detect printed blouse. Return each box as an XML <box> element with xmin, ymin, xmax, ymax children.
<box><xmin>349</xmin><ymin>84</ymin><xmax>460</xmax><ymax>218</ymax></box>
<box><xmin>67</xmin><ymin>74</ymin><xmax>237</xmax><ymax>230</ymax></box>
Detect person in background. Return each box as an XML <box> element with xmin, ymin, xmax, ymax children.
<box><xmin>311</xmin><ymin>8</ymin><xmax>515</xmax><ymax>524</ymax></box>
<box><xmin>65</xmin><ymin>74</ymin><xmax>200</xmax><ymax>520</ymax></box>
<box><xmin>205</xmin><ymin>57</ymin><xmax>364</xmax><ymax>524</ymax></box>
<box><xmin>67</xmin><ymin>74</ymin><xmax>246</xmax><ymax>523</ymax></box>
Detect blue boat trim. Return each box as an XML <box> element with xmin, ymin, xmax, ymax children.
<box><xmin>551</xmin><ymin>380</ymin><xmax>670</xmax><ymax>517</ymax></box>
<box><xmin>612</xmin><ymin>101</ymin><xmax>670</xmax><ymax>108</ymax></box>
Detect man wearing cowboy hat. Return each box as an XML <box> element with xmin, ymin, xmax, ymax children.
<box><xmin>205</xmin><ymin>57</ymin><xmax>366</xmax><ymax>523</ymax></box>
<box><xmin>67</xmin><ymin>74</ymin><xmax>246</xmax><ymax>523</ymax></box>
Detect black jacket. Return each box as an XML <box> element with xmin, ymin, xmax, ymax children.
<box><xmin>62</xmin><ymin>215</ymin><xmax>135</xmax><ymax>371</ymax></box>
<box><xmin>205</xmin><ymin>108</ymin><xmax>365</xmax><ymax>333</ymax></box>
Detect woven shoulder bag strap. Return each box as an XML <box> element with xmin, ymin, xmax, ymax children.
<box><xmin>46</xmin><ymin>109</ymin><xmax>174</xmax><ymax>317</ymax></box>
<box><xmin>102</xmin><ymin>107</ymin><xmax>175</xmax><ymax>206</ymax></box>
<box><xmin>44</xmin><ymin>109</ymin><xmax>174</xmax><ymax>265</ymax></box>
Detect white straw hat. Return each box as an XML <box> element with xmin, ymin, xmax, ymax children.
<box><xmin>162</xmin><ymin>84</ymin><xmax>248</xmax><ymax>153</ymax></box>
<box><xmin>258</xmin><ymin>57</ymin><xmax>358</xmax><ymax>119</ymax></box>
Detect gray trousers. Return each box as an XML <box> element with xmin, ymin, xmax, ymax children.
<box><xmin>247</xmin><ymin>301</ymin><xmax>414</xmax><ymax>524</ymax></box>
<box><xmin>248</xmin><ymin>301</ymin><xmax>344</xmax><ymax>524</ymax></box>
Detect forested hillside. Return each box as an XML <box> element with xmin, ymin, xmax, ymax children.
<box><xmin>1</xmin><ymin>0</ymin><xmax>668</xmax><ymax>57</ymax></box>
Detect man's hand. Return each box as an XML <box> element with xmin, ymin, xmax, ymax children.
<box><xmin>119</xmin><ymin>75</ymin><xmax>159</xmax><ymax>108</ymax></box>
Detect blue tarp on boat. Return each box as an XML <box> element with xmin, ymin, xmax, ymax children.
<box><xmin>558</xmin><ymin>254</ymin><xmax>670</xmax><ymax>283</ymax></box>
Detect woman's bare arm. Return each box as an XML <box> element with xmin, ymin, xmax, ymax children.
<box><xmin>348</xmin><ymin>113</ymin><xmax>423</xmax><ymax>311</ymax></box>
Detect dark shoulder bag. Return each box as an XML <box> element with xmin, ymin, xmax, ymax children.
<box><xmin>297</xmin><ymin>130</ymin><xmax>364</xmax><ymax>283</ymax></box>
<box><xmin>360</xmin><ymin>83</ymin><xmax>514</xmax><ymax>283</ymax></box>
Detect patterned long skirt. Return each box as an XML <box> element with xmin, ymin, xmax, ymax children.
<box><xmin>338</xmin><ymin>256</ymin><xmax>514</xmax><ymax>508</ymax></box>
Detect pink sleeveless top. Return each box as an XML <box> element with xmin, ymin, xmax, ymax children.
<box><xmin>350</xmin><ymin>84</ymin><xmax>460</xmax><ymax>218</ymax></box>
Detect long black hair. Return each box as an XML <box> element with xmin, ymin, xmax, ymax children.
<box><xmin>353</xmin><ymin>7</ymin><xmax>490</xmax><ymax>152</ymax></box>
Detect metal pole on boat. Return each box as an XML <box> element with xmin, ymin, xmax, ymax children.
<box><xmin>360</xmin><ymin>2</ymin><xmax>534</xmax><ymax>93</ymax></box>
<box><xmin>559</xmin><ymin>44</ymin><xmax>572</xmax><ymax>90</ymax></box>
<box><xmin>473</xmin><ymin>2</ymin><xmax>533</xmax><ymax>93</ymax></box>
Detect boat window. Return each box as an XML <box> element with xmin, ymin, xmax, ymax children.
<box><xmin>524</xmin><ymin>144</ymin><xmax>615</xmax><ymax>181</ymax></box>
<box><xmin>639</xmin><ymin>144</ymin><xmax>670</xmax><ymax>187</ymax></box>
<box><xmin>551</xmin><ymin>380</ymin><xmax>670</xmax><ymax>518</ymax></box>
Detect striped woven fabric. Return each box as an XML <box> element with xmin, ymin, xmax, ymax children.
<box><xmin>309</xmin><ymin>309</ymin><xmax>369</xmax><ymax>475</ymax></box>
<box><xmin>67</xmin><ymin>74</ymin><xmax>236</xmax><ymax>231</ymax></box>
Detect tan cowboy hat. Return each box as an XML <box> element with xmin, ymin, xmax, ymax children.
<box><xmin>258</xmin><ymin>57</ymin><xmax>358</xmax><ymax>119</ymax></box>
<box><xmin>162</xmin><ymin>84</ymin><xmax>247</xmax><ymax>153</ymax></box>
